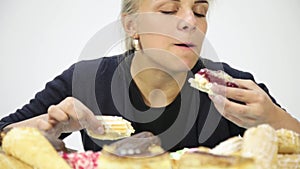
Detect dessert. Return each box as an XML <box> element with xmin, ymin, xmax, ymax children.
<box><xmin>98</xmin><ymin>132</ymin><xmax>172</xmax><ymax>169</ymax></box>
<box><xmin>188</xmin><ymin>68</ymin><xmax>238</xmax><ymax>94</ymax></box>
<box><xmin>171</xmin><ymin>124</ymin><xmax>300</xmax><ymax>169</ymax></box>
<box><xmin>277</xmin><ymin>154</ymin><xmax>300</xmax><ymax>169</ymax></box>
<box><xmin>2</xmin><ymin>127</ymin><xmax>71</xmax><ymax>169</ymax></box>
<box><xmin>276</xmin><ymin>128</ymin><xmax>300</xmax><ymax>154</ymax></box>
<box><xmin>87</xmin><ymin>115</ymin><xmax>135</xmax><ymax>140</ymax></box>
<box><xmin>176</xmin><ymin>151</ymin><xmax>255</xmax><ymax>169</ymax></box>
<box><xmin>242</xmin><ymin>124</ymin><xmax>278</xmax><ymax>169</ymax></box>
<box><xmin>61</xmin><ymin>151</ymin><xmax>101</xmax><ymax>169</ymax></box>
<box><xmin>0</xmin><ymin>152</ymin><xmax>33</xmax><ymax>169</ymax></box>
<box><xmin>210</xmin><ymin>136</ymin><xmax>243</xmax><ymax>156</ymax></box>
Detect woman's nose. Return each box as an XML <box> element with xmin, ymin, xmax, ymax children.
<box><xmin>177</xmin><ymin>10</ymin><xmax>197</xmax><ymax>32</ymax></box>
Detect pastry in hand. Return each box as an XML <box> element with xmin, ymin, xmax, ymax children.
<box><xmin>2</xmin><ymin>127</ymin><xmax>71</xmax><ymax>169</ymax></box>
<box><xmin>87</xmin><ymin>115</ymin><xmax>135</xmax><ymax>140</ymax></box>
<box><xmin>188</xmin><ymin>68</ymin><xmax>238</xmax><ymax>95</ymax></box>
<box><xmin>98</xmin><ymin>132</ymin><xmax>172</xmax><ymax>169</ymax></box>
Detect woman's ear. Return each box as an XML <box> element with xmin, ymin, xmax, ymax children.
<box><xmin>122</xmin><ymin>13</ymin><xmax>137</xmax><ymax>37</ymax></box>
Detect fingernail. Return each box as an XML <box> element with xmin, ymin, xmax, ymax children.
<box><xmin>210</xmin><ymin>83</ymin><xmax>218</xmax><ymax>92</ymax></box>
<box><xmin>208</xmin><ymin>94</ymin><xmax>215</xmax><ymax>99</ymax></box>
<box><xmin>210</xmin><ymin>94</ymin><xmax>220</xmax><ymax>103</ymax></box>
<box><xmin>214</xmin><ymin>95</ymin><xmax>223</xmax><ymax>104</ymax></box>
<box><xmin>97</xmin><ymin>127</ymin><xmax>105</xmax><ymax>134</ymax></box>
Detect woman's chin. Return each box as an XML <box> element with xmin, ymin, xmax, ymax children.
<box><xmin>167</xmin><ymin>60</ymin><xmax>198</xmax><ymax>73</ymax></box>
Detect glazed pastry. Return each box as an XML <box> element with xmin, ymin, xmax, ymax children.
<box><xmin>98</xmin><ymin>132</ymin><xmax>172</xmax><ymax>169</ymax></box>
<box><xmin>0</xmin><ymin>152</ymin><xmax>33</xmax><ymax>169</ymax></box>
<box><xmin>176</xmin><ymin>151</ymin><xmax>255</xmax><ymax>169</ymax></box>
<box><xmin>188</xmin><ymin>68</ymin><xmax>238</xmax><ymax>94</ymax></box>
<box><xmin>2</xmin><ymin>127</ymin><xmax>71</xmax><ymax>169</ymax></box>
<box><xmin>210</xmin><ymin>136</ymin><xmax>243</xmax><ymax>156</ymax></box>
<box><xmin>87</xmin><ymin>115</ymin><xmax>135</xmax><ymax>140</ymax></box>
<box><xmin>276</xmin><ymin>128</ymin><xmax>300</xmax><ymax>154</ymax></box>
<box><xmin>242</xmin><ymin>124</ymin><xmax>278</xmax><ymax>169</ymax></box>
<box><xmin>277</xmin><ymin>154</ymin><xmax>300</xmax><ymax>169</ymax></box>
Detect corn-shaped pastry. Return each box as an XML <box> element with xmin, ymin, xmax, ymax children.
<box><xmin>242</xmin><ymin>124</ymin><xmax>278</xmax><ymax>169</ymax></box>
<box><xmin>210</xmin><ymin>136</ymin><xmax>243</xmax><ymax>156</ymax></box>
<box><xmin>277</xmin><ymin>154</ymin><xmax>300</xmax><ymax>169</ymax></box>
<box><xmin>0</xmin><ymin>152</ymin><xmax>33</xmax><ymax>169</ymax></box>
<box><xmin>87</xmin><ymin>115</ymin><xmax>135</xmax><ymax>140</ymax></box>
<box><xmin>276</xmin><ymin>128</ymin><xmax>300</xmax><ymax>154</ymax></box>
<box><xmin>2</xmin><ymin>127</ymin><xmax>71</xmax><ymax>169</ymax></box>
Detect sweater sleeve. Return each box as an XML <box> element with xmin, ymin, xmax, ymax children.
<box><xmin>0</xmin><ymin>64</ymin><xmax>75</xmax><ymax>133</ymax></box>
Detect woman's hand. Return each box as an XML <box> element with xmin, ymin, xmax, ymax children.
<box><xmin>208</xmin><ymin>79</ymin><xmax>285</xmax><ymax>129</ymax></box>
<box><xmin>37</xmin><ymin>97</ymin><xmax>104</xmax><ymax>138</ymax></box>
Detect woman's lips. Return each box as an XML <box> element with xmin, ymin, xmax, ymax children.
<box><xmin>174</xmin><ymin>43</ymin><xmax>196</xmax><ymax>49</ymax></box>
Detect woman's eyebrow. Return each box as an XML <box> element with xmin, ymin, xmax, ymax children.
<box><xmin>194</xmin><ymin>0</ymin><xmax>209</xmax><ymax>4</ymax></box>
<box><xmin>168</xmin><ymin>0</ymin><xmax>208</xmax><ymax>2</ymax></box>
<box><xmin>153</xmin><ymin>0</ymin><xmax>208</xmax><ymax>4</ymax></box>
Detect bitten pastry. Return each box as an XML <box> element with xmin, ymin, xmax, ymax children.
<box><xmin>98</xmin><ymin>132</ymin><xmax>172</xmax><ymax>169</ymax></box>
<box><xmin>188</xmin><ymin>68</ymin><xmax>238</xmax><ymax>94</ymax></box>
<box><xmin>87</xmin><ymin>115</ymin><xmax>135</xmax><ymax>140</ymax></box>
<box><xmin>2</xmin><ymin>127</ymin><xmax>71</xmax><ymax>169</ymax></box>
<box><xmin>276</xmin><ymin>128</ymin><xmax>300</xmax><ymax>154</ymax></box>
<box><xmin>242</xmin><ymin>124</ymin><xmax>278</xmax><ymax>169</ymax></box>
<box><xmin>0</xmin><ymin>152</ymin><xmax>33</xmax><ymax>169</ymax></box>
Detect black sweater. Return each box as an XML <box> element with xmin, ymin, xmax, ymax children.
<box><xmin>0</xmin><ymin>51</ymin><xmax>280</xmax><ymax>152</ymax></box>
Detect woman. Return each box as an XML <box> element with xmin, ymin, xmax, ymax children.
<box><xmin>1</xmin><ymin>0</ymin><xmax>299</xmax><ymax>152</ymax></box>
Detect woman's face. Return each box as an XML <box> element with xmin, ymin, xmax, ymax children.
<box><xmin>133</xmin><ymin>0</ymin><xmax>209</xmax><ymax>71</ymax></box>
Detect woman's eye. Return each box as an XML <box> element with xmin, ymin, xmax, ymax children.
<box><xmin>194</xmin><ymin>12</ymin><xmax>206</xmax><ymax>18</ymax></box>
<box><xmin>193</xmin><ymin>4</ymin><xmax>208</xmax><ymax>18</ymax></box>
<box><xmin>159</xmin><ymin>3</ymin><xmax>178</xmax><ymax>15</ymax></box>
<box><xmin>159</xmin><ymin>10</ymin><xmax>177</xmax><ymax>15</ymax></box>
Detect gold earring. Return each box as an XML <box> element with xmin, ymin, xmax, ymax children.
<box><xmin>132</xmin><ymin>33</ymin><xmax>141</xmax><ymax>51</ymax></box>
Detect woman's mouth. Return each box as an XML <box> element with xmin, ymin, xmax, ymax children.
<box><xmin>174</xmin><ymin>43</ymin><xmax>196</xmax><ymax>48</ymax></box>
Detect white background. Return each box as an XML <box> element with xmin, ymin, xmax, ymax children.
<box><xmin>0</xmin><ymin>0</ymin><xmax>299</xmax><ymax>151</ymax></box>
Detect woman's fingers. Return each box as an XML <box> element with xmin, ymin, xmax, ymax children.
<box><xmin>62</xmin><ymin>97</ymin><xmax>104</xmax><ymax>134</ymax></box>
<box><xmin>234</xmin><ymin>79</ymin><xmax>261</xmax><ymax>90</ymax></box>
<box><xmin>209</xmin><ymin>78</ymin><xmax>279</xmax><ymax>129</ymax></box>
<box><xmin>48</xmin><ymin>105</ymin><xmax>69</xmax><ymax>124</ymax></box>
<box><xmin>47</xmin><ymin>97</ymin><xmax>104</xmax><ymax>135</ymax></box>
<box><xmin>209</xmin><ymin>94</ymin><xmax>258</xmax><ymax>128</ymax></box>
<box><xmin>74</xmin><ymin>101</ymin><xmax>105</xmax><ymax>134</ymax></box>
<box><xmin>209</xmin><ymin>94</ymin><xmax>247</xmax><ymax>118</ymax></box>
<box><xmin>85</xmin><ymin>114</ymin><xmax>105</xmax><ymax>134</ymax></box>
<box><xmin>211</xmin><ymin>84</ymin><xmax>260</xmax><ymax>104</ymax></box>
<box><xmin>36</xmin><ymin>118</ymin><xmax>53</xmax><ymax>131</ymax></box>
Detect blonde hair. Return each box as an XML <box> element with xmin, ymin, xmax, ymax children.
<box><xmin>121</xmin><ymin>0</ymin><xmax>141</xmax><ymax>50</ymax></box>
